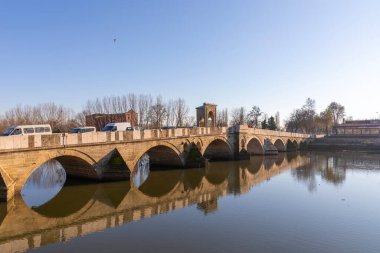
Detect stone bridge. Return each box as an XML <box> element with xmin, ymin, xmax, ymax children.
<box><xmin>0</xmin><ymin>126</ymin><xmax>309</xmax><ymax>201</ymax></box>
<box><xmin>0</xmin><ymin>154</ymin><xmax>310</xmax><ymax>253</ymax></box>
<box><xmin>236</xmin><ymin>125</ymin><xmax>309</xmax><ymax>155</ymax></box>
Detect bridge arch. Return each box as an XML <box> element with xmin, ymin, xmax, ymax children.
<box><xmin>203</xmin><ymin>137</ymin><xmax>233</xmax><ymax>161</ymax></box>
<box><xmin>286</xmin><ymin>139</ymin><xmax>298</xmax><ymax>151</ymax></box>
<box><xmin>293</xmin><ymin>140</ymin><xmax>299</xmax><ymax>149</ymax></box>
<box><xmin>131</xmin><ymin>141</ymin><xmax>184</xmax><ymax>171</ymax></box>
<box><xmin>246</xmin><ymin>137</ymin><xmax>264</xmax><ymax>155</ymax></box>
<box><xmin>183</xmin><ymin>141</ymin><xmax>190</xmax><ymax>153</ymax></box>
<box><xmin>16</xmin><ymin>149</ymin><xmax>100</xmax><ymax>194</ymax></box>
<box><xmin>273</xmin><ymin>139</ymin><xmax>286</xmax><ymax>152</ymax></box>
<box><xmin>193</xmin><ymin>137</ymin><xmax>204</xmax><ymax>149</ymax></box>
<box><xmin>0</xmin><ymin>166</ymin><xmax>15</xmax><ymax>201</ymax></box>
<box><xmin>299</xmin><ymin>140</ymin><xmax>308</xmax><ymax>150</ymax></box>
<box><xmin>8</xmin><ymin>150</ymin><xmax>100</xmax><ymax>206</ymax></box>
<box><xmin>241</xmin><ymin>138</ymin><xmax>246</xmax><ymax>149</ymax></box>
<box><xmin>184</xmin><ymin>141</ymin><xmax>205</xmax><ymax>167</ymax></box>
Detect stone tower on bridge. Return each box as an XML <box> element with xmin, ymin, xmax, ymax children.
<box><xmin>196</xmin><ymin>103</ymin><xmax>217</xmax><ymax>127</ymax></box>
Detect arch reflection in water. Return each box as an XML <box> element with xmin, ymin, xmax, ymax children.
<box><xmin>21</xmin><ymin>160</ymin><xmax>66</xmax><ymax>208</ymax></box>
<box><xmin>32</xmin><ymin>180</ymin><xmax>99</xmax><ymax>218</ymax></box>
<box><xmin>0</xmin><ymin>153</ymin><xmax>312</xmax><ymax>253</ymax></box>
<box><xmin>132</xmin><ymin>154</ymin><xmax>150</xmax><ymax>188</ymax></box>
<box><xmin>138</xmin><ymin>169</ymin><xmax>183</xmax><ymax>198</ymax></box>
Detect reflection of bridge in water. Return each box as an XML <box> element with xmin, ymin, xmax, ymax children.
<box><xmin>0</xmin><ymin>153</ymin><xmax>309</xmax><ymax>253</ymax></box>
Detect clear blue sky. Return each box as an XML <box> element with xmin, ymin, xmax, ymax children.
<box><xmin>1</xmin><ymin>0</ymin><xmax>379</xmax><ymax>120</ymax></box>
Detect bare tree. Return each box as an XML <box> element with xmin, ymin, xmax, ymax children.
<box><xmin>149</xmin><ymin>96</ymin><xmax>167</xmax><ymax>129</ymax></box>
<box><xmin>138</xmin><ymin>94</ymin><xmax>152</xmax><ymax>128</ymax></box>
<box><xmin>301</xmin><ymin>98</ymin><xmax>316</xmax><ymax>133</ymax></box>
<box><xmin>74</xmin><ymin>111</ymin><xmax>87</xmax><ymax>126</ymax></box>
<box><xmin>247</xmin><ymin>106</ymin><xmax>262</xmax><ymax>128</ymax></box>
<box><xmin>275</xmin><ymin>111</ymin><xmax>280</xmax><ymax>130</ymax></box>
<box><xmin>164</xmin><ymin>100</ymin><xmax>176</xmax><ymax>127</ymax></box>
<box><xmin>216</xmin><ymin>108</ymin><xmax>228</xmax><ymax>127</ymax></box>
<box><xmin>0</xmin><ymin>103</ymin><xmax>76</xmax><ymax>133</ymax></box>
<box><xmin>143</xmin><ymin>95</ymin><xmax>153</xmax><ymax>128</ymax></box>
<box><xmin>84</xmin><ymin>95</ymin><xmax>131</xmax><ymax>114</ymax></box>
<box><xmin>230</xmin><ymin>107</ymin><xmax>247</xmax><ymax>126</ymax></box>
<box><xmin>285</xmin><ymin>98</ymin><xmax>317</xmax><ymax>133</ymax></box>
<box><xmin>223</xmin><ymin>108</ymin><xmax>228</xmax><ymax>127</ymax></box>
<box><xmin>327</xmin><ymin>102</ymin><xmax>345</xmax><ymax>125</ymax></box>
<box><xmin>128</xmin><ymin>93</ymin><xmax>137</xmax><ymax>111</ymax></box>
<box><xmin>173</xmin><ymin>98</ymin><xmax>189</xmax><ymax>127</ymax></box>
<box><xmin>285</xmin><ymin>109</ymin><xmax>302</xmax><ymax>133</ymax></box>
<box><xmin>184</xmin><ymin>116</ymin><xmax>196</xmax><ymax>127</ymax></box>
<box><xmin>38</xmin><ymin>103</ymin><xmax>76</xmax><ymax>132</ymax></box>
<box><xmin>0</xmin><ymin>94</ymin><xmax>195</xmax><ymax>133</ymax></box>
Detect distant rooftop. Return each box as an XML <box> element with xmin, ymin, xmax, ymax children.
<box><xmin>345</xmin><ymin>119</ymin><xmax>380</xmax><ymax>124</ymax></box>
<box><xmin>336</xmin><ymin>119</ymin><xmax>380</xmax><ymax>128</ymax></box>
<box><xmin>336</xmin><ymin>123</ymin><xmax>380</xmax><ymax>128</ymax></box>
<box><xmin>196</xmin><ymin>103</ymin><xmax>217</xmax><ymax>109</ymax></box>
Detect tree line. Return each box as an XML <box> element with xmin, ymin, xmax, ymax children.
<box><xmin>0</xmin><ymin>94</ymin><xmax>346</xmax><ymax>134</ymax></box>
<box><xmin>229</xmin><ymin>106</ymin><xmax>281</xmax><ymax>130</ymax></box>
<box><xmin>226</xmin><ymin>98</ymin><xmax>346</xmax><ymax>134</ymax></box>
<box><xmin>80</xmin><ymin>94</ymin><xmax>195</xmax><ymax>129</ymax></box>
<box><xmin>0</xmin><ymin>103</ymin><xmax>78</xmax><ymax>133</ymax></box>
<box><xmin>285</xmin><ymin>98</ymin><xmax>345</xmax><ymax>134</ymax></box>
<box><xmin>0</xmin><ymin>94</ymin><xmax>230</xmax><ymax>133</ymax></box>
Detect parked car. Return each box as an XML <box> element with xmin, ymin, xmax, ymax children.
<box><xmin>126</xmin><ymin>126</ymin><xmax>144</xmax><ymax>131</ymax></box>
<box><xmin>2</xmin><ymin>124</ymin><xmax>52</xmax><ymax>136</ymax></box>
<box><xmin>69</xmin><ymin>127</ymin><xmax>96</xmax><ymax>134</ymax></box>
<box><xmin>101</xmin><ymin>122</ymin><xmax>131</xmax><ymax>132</ymax></box>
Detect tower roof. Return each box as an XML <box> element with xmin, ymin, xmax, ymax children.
<box><xmin>196</xmin><ymin>102</ymin><xmax>217</xmax><ymax>109</ymax></box>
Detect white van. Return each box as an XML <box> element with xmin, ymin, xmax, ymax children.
<box><xmin>69</xmin><ymin>127</ymin><xmax>96</xmax><ymax>134</ymax></box>
<box><xmin>2</xmin><ymin>124</ymin><xmax>52</xmax><ymax>136</ymax></box>
<box><xmin>101</xmin><ymin>122</ymin><xmax>131</xmax><ymax>132</ymax></box>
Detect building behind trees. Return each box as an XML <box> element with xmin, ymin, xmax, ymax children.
<box><xmin>85</xmin><ymin>110</ymin><xmax>138</xmax><ymax>131</ymax></box>
<box><xmin>333</xmin><ymin>119</ymin><xmax>380</xmax><ymax>137</ymax></box>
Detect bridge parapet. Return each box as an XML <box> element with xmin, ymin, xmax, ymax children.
<box><xmin>0</xmin><ymin>127</ymin><xmax>228</xmax><ymax>152</ymax></box>
<box><xmin>232</xmin><ymin>125</ymin><xmax>310</xmax><ymax>138</ymax></box>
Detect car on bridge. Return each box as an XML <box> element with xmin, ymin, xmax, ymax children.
<box><xmin>101</xmin><ymin>122</ymin><xmax>131</xmax><ymax>132</ymax></box>
<box><xmin>126</xmin><ymin>126</ymin><xmax>144</xmax><ymax>131</ymax></box>
<box><xmin>69</xmin><ymin>127</ymin><xmax>96</xmax><ymax>134</ymax></box>
<box><xmin>2</xmin><ymin>124</ymin><xmax>52</xmax><ymax>136</ymax></box>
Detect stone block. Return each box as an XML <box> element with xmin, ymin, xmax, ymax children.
<box><xmin>143</xmin><ymin>130</ymin><xmax>151</xmax><ymax>139</ymax></box>
<box><xmin>132</xmin><ymin>131</ymin><xmax>141</xmax><ymax>140</ymax></box>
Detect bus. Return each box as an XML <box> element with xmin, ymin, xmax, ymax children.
<box><xmin>2</xmin><ymin>124</ymin><xmax>52</xmax><ymax>136</ymax></box>
<box><xmin>69</xmin><ymin>127</ymin><xmax>96</xmax><ymax>134</ymax></box>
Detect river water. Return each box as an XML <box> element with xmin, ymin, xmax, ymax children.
<box><xmin>1</xmin><ymin>151</ymin><xmax>380</xmax><ymax>253</ymax></box>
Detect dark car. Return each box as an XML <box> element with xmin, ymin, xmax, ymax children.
<box><xmin>126</xmin><ymin>127</ymin><xmax>144</xmax><ymax>131</ymax></box>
